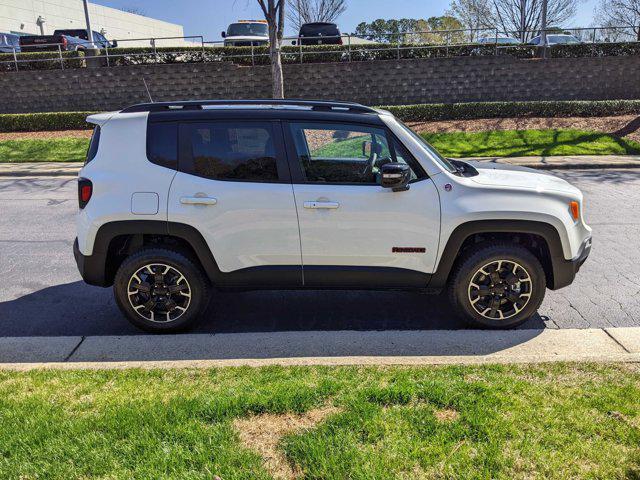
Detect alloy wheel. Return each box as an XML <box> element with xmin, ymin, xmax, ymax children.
<box><xmin>467</xmin><ymin>259</ymin><xmax>533</xmax><ymax>320</ymax></box>
<box><xmin>127</xmin><ymin>263</ymin><xmax>191</xmax><ymax>323</ymax></box>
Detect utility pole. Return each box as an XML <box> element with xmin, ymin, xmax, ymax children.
<box><xmin>82</xmin><ymin>0</ymin><xmax>95</xmax><ymax>46</ymax></box>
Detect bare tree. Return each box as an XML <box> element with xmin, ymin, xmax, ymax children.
<box><xmin>447</xmin><ymin>0</ymin><xmax>496</xmax><ymax>41</ymax></box>
<box><xmin>286</xmin><ymin>0</ymin><xmax>347</xmax><ymax>31</ymax></box>
<box><xmin>257</xmin><ymin>0</ymin><xmax>286</xmax><ymax>98</ymax></box>
<box><xmin>491</xmin><ymin>0</ymin><xmax>577</xmax><ymax>41</ymax></box>
<box><xmin>596</xmin><ymin>0</ymin><xmax>640</xmax><ymax>40</ymax></box>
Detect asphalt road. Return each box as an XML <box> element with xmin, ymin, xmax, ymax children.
<box><xmin>0</xmin><ymin>169</ymin><xmax>638</xmax><ymax>337</ymax></box>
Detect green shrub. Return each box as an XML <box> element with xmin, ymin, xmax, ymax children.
<box><xmin>549</xmin><ymin>41</ymin><xmax>640</xmax><ymax>58</ymax></box>
<box><xmin>0</xmin><ymin>112</ymin><xmax>96</xmax><ymax>132</ymax></box>
<box><xmin>0</xmin><ymin>50</ymin><xmax>85</xmax><ymax>72</ymax></box>
<box><xmin>2</xmin><ymin>99</ymin><xmax>640</xmax><ymax>132</ymax></box>
<box><xmin>383</xmin><ymin>99</ymin><xmax>640</xmax><ymax>121</ymax></box>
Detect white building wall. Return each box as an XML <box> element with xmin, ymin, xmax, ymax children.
<box><xmin>0</xmin><ymin>0</ymin><xmax>187</xmax><ymax>46</ymax></box>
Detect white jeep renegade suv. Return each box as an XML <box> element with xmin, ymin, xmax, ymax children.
<box><xmin>74</xmin><ymin>99</ymin><xmax>592</xmax><ymax>332</ymax></box>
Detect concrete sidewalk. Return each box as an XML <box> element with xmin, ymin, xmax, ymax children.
<box><xmin>1</xmin><ymin>155</ymin><xmax>640</xmax><ymax>177</ymax></box>
<box><xmin>1</xmin><ymin>327</ymin><xmax>638</xmax><ymax>370</ymax></box>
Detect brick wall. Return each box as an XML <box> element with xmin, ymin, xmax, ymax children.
<box><xmin>1</xmin><ymin>55</ymin><xmax>639</xmax><ymax>114</ymax></box>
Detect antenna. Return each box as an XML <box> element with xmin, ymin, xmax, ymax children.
<box><xmin>142</xmin><ymin>76</ymin><xmax>154</xmax><ymax>103</ymax></box>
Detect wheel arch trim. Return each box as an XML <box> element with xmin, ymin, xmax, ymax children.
<box><xmin>429</xmin><ymin>219</ymin><xmax>568</xmax><ymax>290</ymax></box>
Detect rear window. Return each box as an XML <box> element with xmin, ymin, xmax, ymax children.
<box><xmin>85</xmin><ymin>126</ymin><xmax>100</xmax><ymax>164</ymax></box>
<box><xmin>300</xmin><ymin>23</ymin><xmax>340</xmax><ymax>37</ymax></box>
<box><xmin>147</xmin><ymin>122</ymin><xmax>178</xmax><ymax>169</ymax></box>
<box><xmin>54</xmin><ymin>30</ymin><xmax>87</xmax><ymax>39</ymax></box>
<box><xmin>180</xmin><ymin>121</ymin><xmax>279</xmax><ymax>182</ymax></box>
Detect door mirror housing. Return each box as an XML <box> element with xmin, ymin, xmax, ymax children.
<box><xmin>380</xmin><ymin>163</ymin><xmax>411</xmax><ymax>191</ymax></box>
<box><xmin>221</xmin><ymin>31</ymin><xmax>226</xmax><ymax>38</ymax></box>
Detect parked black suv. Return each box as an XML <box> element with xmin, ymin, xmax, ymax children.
<box><xmin>298</xmin><ymin>22</ymin><xmax>342</xmax><ymax>45</ymax></box>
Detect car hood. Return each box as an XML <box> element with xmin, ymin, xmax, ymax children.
<box><xmin>224</xmin><ymin>35</ymin><xmax>268</xmax><ymax>41</ymax></box>
<box><xmin>466</xmin><ymin>161</ymin><xmax>580</xmax><ymax>195</ymax></box>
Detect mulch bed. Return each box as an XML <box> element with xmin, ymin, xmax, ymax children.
<box><xmin>407</xmin><ymin>115</ymin><xmax>640</xmax><ymax>142</ymax></box>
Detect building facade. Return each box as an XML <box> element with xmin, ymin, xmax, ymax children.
<box><xmin>0</xmin><ymin>0</ymin><xmax>186</xmax><ymax>46</ymax></box>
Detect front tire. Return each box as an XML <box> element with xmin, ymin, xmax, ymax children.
<box><xmin>448</xmin><ymin>243</ymin><xmax>546</xmax><ymax>329</ymax></box>
<box><xmin>113</xmin><ymin>248</ymin><xmax>209</xmax><ymax>333</ymax></box>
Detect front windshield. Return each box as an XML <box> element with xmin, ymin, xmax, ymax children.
<box><xmin>395</xmin><ymin>119</ymin><xmax>457</xmax><ymax>173</ymax></box>
<box><xmin>227</xmin><ymin>23</ymin><xmax>268</xmax><ymax>37</ymax></box>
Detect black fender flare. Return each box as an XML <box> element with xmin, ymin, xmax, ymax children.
<box><xmin>428</xmin><ymin>219</ymin><xmax>572</xmax><ymax>290</ymax></box>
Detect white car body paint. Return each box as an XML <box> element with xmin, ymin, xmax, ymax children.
<box><xmin>76</xmin><ymin>107</ymin><xmax>591</xmax><ymax>278</ymax></box>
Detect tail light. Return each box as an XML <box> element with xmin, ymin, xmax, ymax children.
<box><xmin>61</xmin><ymin>36</ymin><xmax>67</xmax><ymax>49</ymax></box>
<box><xmin>78</xmin><ymin>178</ymin><xmax>92</xmax><ymax>209</ymax></box>
<box><xmin>338</xmin><ymin>37</ymin><xmax>343</xmax><ymax>45</ymax></box>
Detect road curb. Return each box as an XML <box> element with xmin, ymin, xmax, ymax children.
<box><xmin>1</xmin><ymin>328</ymin><xmax>638</xmax><ymax>370</ymax></box>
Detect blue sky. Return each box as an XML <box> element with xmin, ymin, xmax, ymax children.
<box><xmin>92</xmin><ymin>0</ymin><xmax>599</xmax><ymax>40</ymax></box>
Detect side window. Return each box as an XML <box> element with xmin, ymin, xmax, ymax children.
<box><xmin>288</xmin><ymin>122</ymin><xmax>421</xmax><ymax>184</ymax></box>
<box><xmin>181</xmin><ymin>121</ymin><xmax>279</xmax><ymax>182</ymax></box>
<box><xmin>147</xmin><ymin>122</ymin><xmax>178</xmax><ymax>169</ymax></box>
<box><xmin>85</xmin><ymin>126</ymin><xmax>100</xmax><ymax>164</ymax></box>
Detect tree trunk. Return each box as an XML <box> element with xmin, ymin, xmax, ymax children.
<box><xmin>269</xmin><ymin>23</ymin><xmax>284</xmax><ymax>98</ymax></box>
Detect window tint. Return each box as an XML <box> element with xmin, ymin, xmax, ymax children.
<box><xmin>182</xmin><ymin>122</ymin><xmax>279</xmax><ymax>182</ymax></box>
<box><xmin>85</xmin><ymin>126</ymin><xmax>100</xmax><ymax>164</ymax></box>
<box><xmin>147</xmin><ymin>122</ymin><xmax>178</xmax><ymax>169</ymax></box>
<box><xmin>288</xmin><ymin>122</ymin><xmax>421</xmax><ymax>184</ymax></box>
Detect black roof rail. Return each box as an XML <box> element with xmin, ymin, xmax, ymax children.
<box><xmin>120</xmin><ymin>99</ymin><xmax>378</xmax><ymax>114</ymax></box>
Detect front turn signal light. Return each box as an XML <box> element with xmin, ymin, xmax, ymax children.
<box><xmin>569</xmin><ymin>201</ymin><xmax>580</xmax><ymax>221</ymax></box>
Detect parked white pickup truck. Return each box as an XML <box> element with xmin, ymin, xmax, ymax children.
<box><xmin>221</xmin><ymin>20</ymin><xmax>269</xmax><ymax>47</ymax></box>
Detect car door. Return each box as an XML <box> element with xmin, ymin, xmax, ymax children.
<box><xmin>168</xmin><ymin>119</ymin><xmax>302</xmax><ymax>287</ymax></box>
<box><xmin>284</xmin><ymin>120</ymin><xmax>441</xmax><ymax>288</ymax></box>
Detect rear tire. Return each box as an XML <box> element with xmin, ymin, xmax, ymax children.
<box><xmin>447</xmin><ymin>243</ymin><xmax>546</xmax><ymax>329</ymax></box>
<box><xmin>113</xmin><ymin>248</ymin><xmax>209</xmax><ymax>333</ymax></box>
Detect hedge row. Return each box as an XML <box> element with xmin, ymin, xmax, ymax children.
<box><xmin>2</xmin><ymin>100</ymin><xmax>640</xmax><ymax>132</ymax></box>
<box><xmin>383</xmin><ymin>99</ymin><xmax>640</xmax><ymax>122</ymax></box>
<box><xmin>2</xmin><ymin>41</ymin><xmax>637</xmax><ymax>72</ymax></box>
<box><xmin>0</xmin><ymin>50</ymin><xmax>85</xmax><ymax>72</ymax></box>
<box><xmin>0</xmin><ymin>111</ymin><xmax>97</xmax><ymax>132</ymax></box>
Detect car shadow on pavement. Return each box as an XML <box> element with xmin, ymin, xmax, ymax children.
<box><xmin>0</xmin><ymin>281</ymin><xmax>548</xmax><ymax>338</ymax></box>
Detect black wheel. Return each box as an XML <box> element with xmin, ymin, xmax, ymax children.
<box><xmin>113</xmin><ymin>248</ymin><xmax>209</xmax><ymax>333</ymax></box>
<box><xmin>448</xmin><ymin>243</ymin><xmax>546</xmax><ymax>329</ymax></box>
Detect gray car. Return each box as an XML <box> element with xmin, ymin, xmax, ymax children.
<box><xmin>529</xmin><ymin>34</ymin><xmax>581</xmax><ymax>46</ymax></box>
<box><xmin>0</xmin><ymin>32</ymin><xmax>20</xmax><ymax>53</ymax></box>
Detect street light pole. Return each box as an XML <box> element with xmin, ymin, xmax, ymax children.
<box><xmin>82</xmin><ymin>0</ymin><xmax>95</xmax><ymax>47</ymax></box>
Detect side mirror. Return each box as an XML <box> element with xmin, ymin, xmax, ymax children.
<box><xmin>221</xmin><ymin>31</ymin><xmax>226</xmax><ymax>38</ymax></box>
<box><xmin>361</xmin><ymin>140</ymin><xmax>372</xmax><ymax>156</ymax></box>
<box><xmin>111</xmin><ymin>40</ymin><xmax>118</xmax><ymax>48</ymax></box>
<box><xmin>380</xmin><ymin>163</ymin><xmax>411</xmax><ymax>191</ymax></box>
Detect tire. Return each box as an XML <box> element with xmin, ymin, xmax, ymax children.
<box><xmin>113</xmin><ymin>247</ymin><xmax>209</xmax><ymax>333</ymax></box>
<box><xmin>447</xmin><ymin>243</ymin><xmax>546</xmax><ymax>329</ymax></box>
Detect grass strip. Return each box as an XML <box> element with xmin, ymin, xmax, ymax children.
<box><xmin>0</xmin><ymin>363</ymin><xmax>638</xmax><ymax>479</ymax></box>
<box><xmin>2</xmin><ymin>129</ymin><xmax>640</xmax><ymax>163</ymax></box>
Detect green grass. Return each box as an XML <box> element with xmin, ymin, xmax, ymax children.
<box><xmin>0</xmin><ymin>138</ymin><xmax>88</xmax><ymax>162</ymax></box>
<box><xmin>1</xmin><ymin>129</ymin><xmax>640</xmax><ymax>163</ymax></box>
<box><xmin>424</xmin><ymin>129</ymin><xmax>640</xmax><ymax>158</ymax></box>
<box><xmin>0</xmin><ymin>363</ymin><xmax>638</xmax><ymax>479</ymax></box>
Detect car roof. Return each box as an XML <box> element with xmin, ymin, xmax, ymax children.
<box><xmin>146</xmin><ymin>108</ymin><xmax>386</xmax><ymax>127</ymax></box>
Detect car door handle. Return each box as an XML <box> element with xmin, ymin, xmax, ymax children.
<box><xmin>180</xmin><ymin>196</ymin><xmax>217</xmax><ymax>205</ymax></box>
<box><xmin>304</xmin><ymin>201</ymin><xmax>340</xmax><ymax>209</ymax></box>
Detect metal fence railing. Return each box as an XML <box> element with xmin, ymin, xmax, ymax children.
<box><xmin>1</xmin><ymin>25</ymin><xmax>638</xmax><ymax>72</ymax></box>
